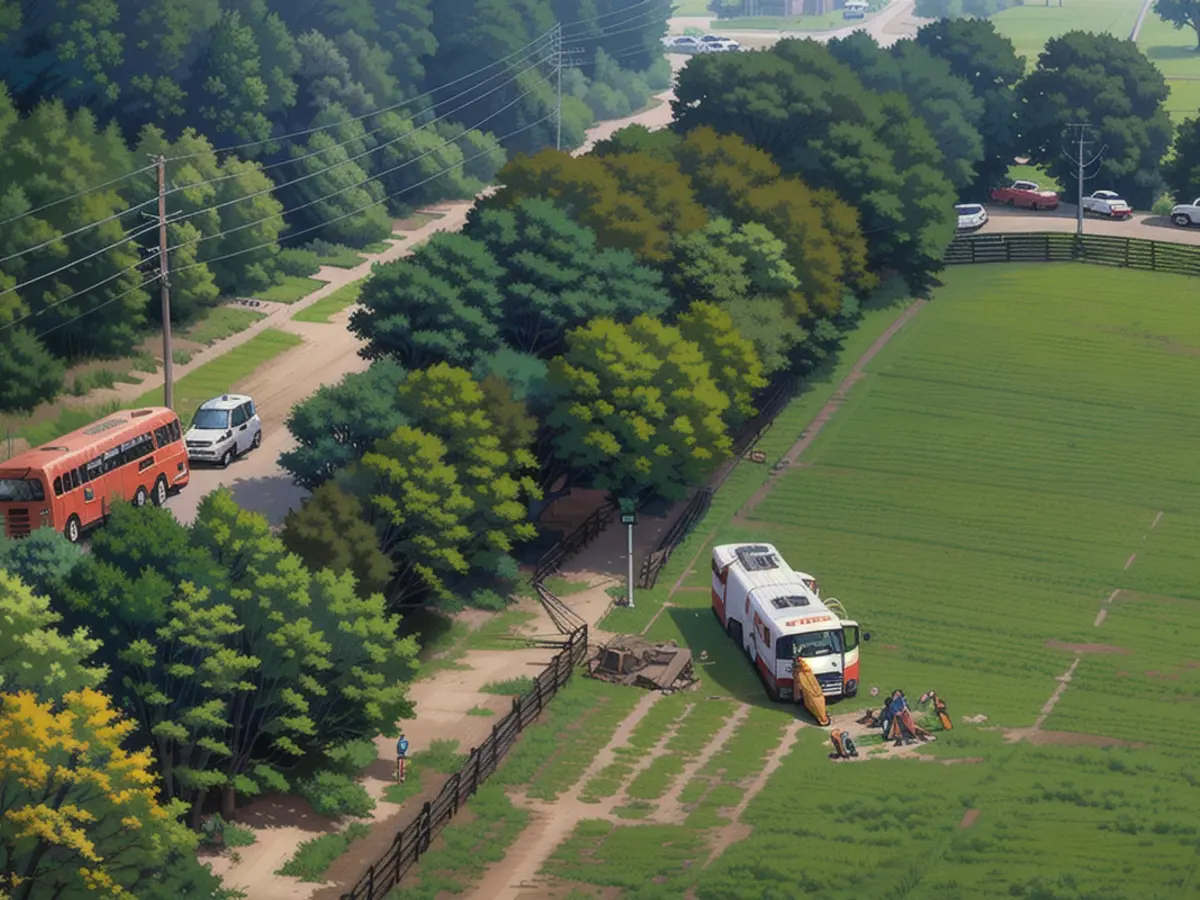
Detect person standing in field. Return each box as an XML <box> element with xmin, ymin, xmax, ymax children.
<box><xmin>396</xmin><ymin>734</ymin><xmax>410</xmax><ymax>783</ymax></box>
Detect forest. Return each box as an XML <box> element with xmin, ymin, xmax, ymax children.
<box><xmin>0</xmin><ymin>0</ymin><xmax>671</xmax><ymax>414</ymax></box>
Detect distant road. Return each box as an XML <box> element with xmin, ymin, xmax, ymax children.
<box><xmin>980</xmin><ymin>203</ymin><xmax>1200</xmax><ymax>245</ymax></box>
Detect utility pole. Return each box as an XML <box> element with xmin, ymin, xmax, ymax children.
<box><xmin>555</xmin><ymin>23</ymin><xmax>563</xmax><ymax>151</ymax></box>
<box><xmin>619</xmin><ymin>498</ymin><xmax>637</xmax><ymax>608</ymax></box>
<box><xmin>152</xmin><ymin>154</ymin><xmax>174</xmax><ymax>410</ymax></box>
<box><xmin>1061</xmin><ymin>123</ymin><xmax>1106</xmax><ymax>236</ymax></box>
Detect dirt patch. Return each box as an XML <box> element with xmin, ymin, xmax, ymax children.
<box><xmin>736</xmin><ymin>298</ymin><xmax>927</xmax><ymax>519</ymax></box>
<box><xmin>1124</xmin><ymin>552</ymin><xmax>1137</xmax><ymax>570</ymax></box>
<box><xmin>958</xmin><ymin>808</ymin><xmax>981</xmax><ymax>829</ymax></box>
<box><xmin>1034</xmin><ymin>657</ymin><xmax>1080</xmax><ymax>729</ymax></box>
<box><xmin>1044</xmin><ymin>640</ymin><xmax>1130</xmax><ymax>654</ymax></box>
<box><xmin>999</xmin><ymin>728</ymin><xmax>1146</xmax><ymax>749</ymax></box>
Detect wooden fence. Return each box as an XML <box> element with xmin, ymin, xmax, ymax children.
<box><xmin>637</xmin><ymin>374</ymin><xmax>798</xmax><ymax>590</ymax></box>
<box><xmin>339</xmin><ymin>625</ymin><xmax>588</xmax><ymax>900</ymax></box>
<box><xmin>943</xmin><ymin>231</ymin><xmax>1200</xmax><ymax>277</ymax></box>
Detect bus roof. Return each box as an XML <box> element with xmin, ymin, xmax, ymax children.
<box><xmin>0</xmin><ymin>407</ymin><xmax>176</xmax><ymax>473</ymax></box>
<box><xmin>713</xmin><ymin>542</ymin><xmax>817</xmax><ymax>585</ymax></box>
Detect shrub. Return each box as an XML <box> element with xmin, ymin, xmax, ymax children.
<box><xmin>480</xmin><ymin>677</ymin><xmax>536</xmax><ymax>696</ymax></box>
<box><xmin>275</xmin><ymin>823</ymin><xmax>371</xmax><ymax>881</ymax></box>
<box><xmin>295</xmin><ymin>770</ymin><xmax>376</xmax><ymax>818</ymax></box>
<box><xmin>585</xmin><ymin>82</ymin><xmax>631</xmax><ymax>119</ymax></box>
<box><xmin>1153</xmin><ymin>193</ymin><xmax>1176</xmax><ymax>216</ymax></box>
<box><xmin>470</xmin><ymin>588</ymin><xmax>508</xmax><ymax>611</ymax></box>
<box><xmin>277</xmin><ymin>248</ymin><xmax>322</xmax><ymax>277</ymax></box>
<box><xmin>199</xmin><ymin>814</ymin><xmax>257</xmax><ymax>848</ymax></box>
<box><xmin>325</xmin><ymin>738</ymin><xmax>380</xmax><ymax>774</ymax></box>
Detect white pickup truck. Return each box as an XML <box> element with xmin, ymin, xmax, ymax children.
<box><xmin>1170</xmin><ymin>198</ymin><xmax>1200</xmax><ymax>227</ymax></box>
<box><xmin>1081</xmin><ymin>191</ymin><xmax>1132</xmax><ymax>219</ymax></box>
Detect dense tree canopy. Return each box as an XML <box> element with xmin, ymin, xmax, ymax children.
<box><xmin>1164</xmin><ymin>115</ymin><xmax>1200</xmax><ymax>201</ymax></box>
<box><xmin>1018</xmin><ymin>31</ymin><xmax>1173</xmax><ymax>209</ymax></box>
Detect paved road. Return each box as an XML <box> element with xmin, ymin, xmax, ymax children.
<box><xmin>670</xmin><ymin>0</ymin><xmax>929</xmax><ymax>48</ymax></box>
<box><xmin>979</xmin><ymin>203</ymin><xmax>1200</xmax><ymax>245</ymax></box>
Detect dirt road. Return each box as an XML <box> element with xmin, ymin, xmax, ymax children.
<box><xmin>980</xmin><ymin>203</ymin><xmax>1200</xmax><ymax>245</ymax></box>
<box><xmin>669</xmin><ymin>0</ymin><xmax>927</xmax><ymax>48</ymax></box>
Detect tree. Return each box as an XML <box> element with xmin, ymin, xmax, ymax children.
<box><xmin>479</xmin><ymin>373</ymin><xmax>539</xmax><ymax>459</ymax></box>
<box><xmin>915</xmin><ymin>17</ymin><xmax>1026</xmax><ymax>192</ymax></box>
<box><xmin>827</xmin><ymin>32</ymin><xmax>984</xmax><ymax>192</ymax></box>
<box><xmin>667</xmin><ymin>216</ymin><xmax>801</xmax><ymax>308</ymax></box>
<box><xmin>1164</xmin><ymin>115</ymin><xmax>1200</xmax><ymax>202</ymax></box>
<box><xmin>671</xmin><ymin>125</ymin><xmax>782</xmax><ymax>217</ymax></box>
<box><xmin>464</xmin><ymin>197</ymin><xmax>673</xmax><ymax>355</ymax></box>
<box><xmin>1153</xmin><ymin>0</ymin><xmax>1200</xmax><ymax>49</ymax></box>
<box><xmin>280</xmin><ymin>481</ymin><xmax>393</xmax><ymax>596</ymax></box>
<box><xmin>0</xmin><ymin>527</ymin><xmax>83</xmax><ymax>599</ymax></box>
<box><xmin>722</xmin><ymin>296</ymin><xmax>808</xmax><ymax>377</ymax></box>
<box><xmin>1017</xmin><ymin>32</ymin><xmax>1173</xmax><ymax>210</ymax></box>
<box><xmin>281</xmin><ymin>357</ymin><xmax>408</xmax><ymax>491</ymax></box>
<box><xmin>183</xmin><ymin>9</ymin><xmax>272</xmax><ymax>148</ymax></box>
<box><xmin>676</xmin><ymin>301</ymin><xmax>768</xmax><ymax>426</ymax></box>
<box><xmin>352</xmin><ymin>426</ymin><xmax>474</xmax><ymax>604</ymax></box>
<box><xmin>590</xmin><ymin>123</ymin><xmax>681</xmax><ymax>162</ymax></box>
<box><xmin>482</xmin><ymin>150</ymin><xmax>693</xmax><ymax>262</ymax></box>
<box><xmin>0</xmin><ymin>688</ymin><xmax>226</xmax><ymax>900</ymax></box>
<box><xmin>0</xmin><ymin>569</ymin><xmax>104</xmax><ymax>700</ymax></box>
<box><xmin>671</xmin><ymin>39</ymin><xmax>956</xmax><ymax>289</ymax></box>
<box><xmin>350</xmin><ymin>232</ymin><xmax>504</xmax><ymax>368</ymax></box>
<box><xmin>547</xmin><ymin>316</ymin><xmax>731</xmax><ymax>502</ymax></box>
<box><xmin>0</xmin><ymin>327</ymin><xmax>62</xmax><ymax>416</ymax></box>
<box><xmin>472</xmin><ymin>347</ymin><xmax>553</xmax><ymax>415</ymax></box>
<box><xmin>394</xmin><ymin>364</ymin><xmax>539</xmax><ymax>578</ymax></box>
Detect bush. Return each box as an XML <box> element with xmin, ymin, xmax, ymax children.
<box><xmin>470</xmin><ymin>588</ymin><xmax>508</xmax><ymax>611</ymax></box>
<box><xmin>295</xmin><ymin>770</ymin><xmax>376</xmax><ymax>818</ymax></box>
<box><xmin>644</xmin><ymin>57</ymin><xmax>672</xmax><ymax>91</ymax></box>
<box><xmin>275</xmin><ymin>823</ymin><xmax>371</xmax><ymax>881</ymax></box>
<box><xmin>1153</xmin><ymin>193</ymin><xmax>1176</xmax><ymax>216</ymax></box>
<box><xmin>585</xmin><ymin>82</ymin><xmax>632</xmax><ymax>119</ymax></box>
<box><xmin>276</xmin><ymin>248</ymin><xmax>322</xmax><ymax>277</ymax></box>
<box><xmin>199</xmin><ymin>814</ymin><xmax>257</xmax><ymax>848</ymax></box>
<box><xmin>480</xmin><ymin>676</ymin><xmax>536</xmax><ymax>696</ymax></box>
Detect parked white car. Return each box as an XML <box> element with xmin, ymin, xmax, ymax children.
<box><xmin>662</xmin><ymin>35</ymin><xmax>711</xmax><ymax>53</ymax></box>
<box><xmin>184</xmin><ymin>394</ymin><xmax>262</xmax><ymax>468</ymax></box>
<box><xmin>1170</xmin><ymin>198</ymin><xmax>1200</xmax><ymax>227</ymax></box>
<box><xmin>954</xmin><ymin>203</ymin><xmax>988</xmax><ymax>231</ymax></box>
<box><xmin>1081</xmin><ymin>190</ymin><xmax>1133</xmax><ymax>219</ymax></box>
<box><xmin>699</xmin><ymin>34</ymin><xmax>741</xmax><ymax>51</ymax></box>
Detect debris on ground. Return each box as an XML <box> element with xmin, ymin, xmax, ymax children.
<box><xmin>829</xmin><ymin>728</ymin><xmax>859</xmax><ymax>760</ymax></box>
<box><xmin>586</xmin><ymin>634</ymin><xmax>697</xmax><ymax>693</ymax></box>
<box><xmin>963</xmin><ymin>714</ymin><xmax>988</xmax><ymax>724</ymax></box>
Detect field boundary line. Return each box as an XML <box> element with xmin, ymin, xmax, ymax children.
<box><xmin>1034</xmin><ymin>658</ymin><xmax>1080</xmax><ymax>729</ymax></box>
<box><xmin>1130</xmin><ymin>0</ymin><xmax>1152</xmax><ymax>40</ymax></box>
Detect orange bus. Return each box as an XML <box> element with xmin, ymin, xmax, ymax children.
<box><xmin>0</xmin><ymin>407</ymin><xmax>190</xmax><ymax>543</ymax></box>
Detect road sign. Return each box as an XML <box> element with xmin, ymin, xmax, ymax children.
<box><xmin>620</xmin><ymin>513</ymin><xmax>636</xmax><ymax>525</ymax></box>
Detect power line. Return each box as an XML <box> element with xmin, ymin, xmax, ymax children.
<box><xmin>170</xmin><ymin>49</ymin><xmax>555</xmax><ymax>232</ymax></box>
<box><xmin>562</xmin><ymin>0</ymin><xmax>672</xmax><ymax>33</ymax></box>
<box><xmin>164</xmin><ymin>33</ymin><xmax>558</xmax><ymax>198</ymax></box>
<box><xmin>0</xmin><ymin>259</ymin><xmax>153</xmax><ymax>336</ymax></box>
<box><xmin>169</xmin><ymin>27</ymin><xmax>562</xmax><ymax>163</ymax></box>
<box><xmin>0</xmin><ymin>221</ymin><xmax>159</xmax><ymax>301</ymax></box>
<box><xmin>0</xmin><ymin>197</ymin><xmax>158</xmax><ymax>266</ymax></box>
<box><xmin>168</xmin><ymin>68</ymin><xmax>557</xmax><ymax>257</ymax></box>
<box><xmin>0</xmin><ymin>165</ymin><xmax>158</xmax><ymax>229</ymax></box>
<box><xmin>30</xmin><ymin>275</ymin><xmax>162</xmax><ymax>343</ymax></box>
<box><xmin>563</xmin><ymin>16</ymin><xmax>671</xmax><ymax>45</ymax></box>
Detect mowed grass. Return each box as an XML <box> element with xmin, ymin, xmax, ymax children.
<box><xmin>991</xmin><ymin>0</ymin><xmax>1145</xmax><ymax>68</ymax></box>
<box><xmin>1138</xmin><ymin>9</ymin><xmax>1200</xmax><ymax>77</ymax></box>
<box><xmin>1165</xmin><ymin>77</ymin><xmax>1200</xmax><ymax>123</ymax></box>
<box><xmin>292</xmin><ymin>281</ymin><xmax>362</xmax><ymax>323</ymax></box>
<box><xmin>179</xmin><ymin>305</ymin><xmax>265</xmax><ymax>345</ymax></box>
<box><xmin>534</xmin><ymin>264</ymin><xmax>1200</xmax><ymax>898</ymax></box>
<box><xmin>254</xmin><ymin>275</ymin><xmax>327</xmax><ymax>304</ymax></box>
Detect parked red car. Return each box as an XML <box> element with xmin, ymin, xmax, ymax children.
<box><xmin>989</xmin><ymin>180</ymin><xmax>1060</xmax><ymax>211</ymax></box>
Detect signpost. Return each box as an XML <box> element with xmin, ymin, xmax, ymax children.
<box><xmin>619</xmin><ymin>498</ymin><xmax>637</xmax><ymax>608</ymax></box>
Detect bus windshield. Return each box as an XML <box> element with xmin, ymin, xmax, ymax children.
<box><xmin>0</xmin><ymin>478</ymin><xmax>46</xmax><ymax>502</ymax></box>
<box><xmin>192</xmin><ymin>409</ymin><xmax>230</xmax><ymax>430</ymax></box>
<box><xmin>777</xmin><ymin>629</ymin><xmax>844</xmax><ymax>659</ymax></box>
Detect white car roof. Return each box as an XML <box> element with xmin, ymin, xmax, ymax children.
<box><xmin>198</xmin><ymin>393</ymin><xmax>252</xmax><ymax>411</ymax></box>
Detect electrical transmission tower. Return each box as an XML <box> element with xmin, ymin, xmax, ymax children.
<box><xmin>1062</xmin><ymin>123</ymin><xmax>1107</xmax><ymax>236</ymax></box>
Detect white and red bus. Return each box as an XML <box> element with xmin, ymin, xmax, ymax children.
<box><xmin>0</xmin><ymin>407</ymin><xmax>190</xmax><ymax>543</ymax></box>
<box><xmin>712</xmin><ymin>542</ymin><xmax>865</xmax><ymax>703</ymax></box>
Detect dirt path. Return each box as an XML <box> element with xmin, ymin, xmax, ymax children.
<box><xmin>736</xmin><ymin>297</ymin><xmax>926</xmax><ymax>520</ymax></box>
<box><xmin>653</xmin><ymin>703</ymin><xmax>750</xmax><ymax>826</ymax></box>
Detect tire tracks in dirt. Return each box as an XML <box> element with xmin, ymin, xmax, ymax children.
<box><xmin>651</xmin><ymin>702</ymin><xmax>751</xmax><ymax>826</ymax></box>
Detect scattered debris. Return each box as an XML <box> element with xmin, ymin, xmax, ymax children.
<box><xmin>962</xmin><ymin>714</ymin><xmax>989</xmax><ymax>724</ymax></box>
<box><xmin>829</xmin><ymin>728</ymin><xmax>859</xmax><ymax>760</ymax></box>
<box><xmin>587</xmin><ymin>635</ymin><xmax>697</xmax><ymax>693</ymax></box>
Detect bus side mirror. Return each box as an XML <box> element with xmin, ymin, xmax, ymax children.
<box><xmin>862</xmin><ymin>632</ymin><xmax>871</xmax><ymax>641</ymax></box>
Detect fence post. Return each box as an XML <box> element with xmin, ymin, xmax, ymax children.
<box><xmin>393</xmin><ymin>832</ymin><xmax>404</xmax><ymax>885</ymax></box>
<box><xmin>367</xmin><ymin>864</ymin><xmax>375</xmax><ymax>900</ymax></box>
<box><xmin>535</xmin><ymin>674</ymin><xmax>544</xmax><ymax>713</ymax></box>
<box><xmin>1124</xmin><ymin>238</ymin><xmax>1130</xmax><ymax>268</ymax></box>
<box><xmin>1151</xmin><ymin>240</ymin><xmax>1157</xmax><ymax>271</ymax></box>
<box><xmin>491</xmin><ymin>723</ymin><xmax>499</xmax><ymax>771</ymax></box>
<box><xmin>451</xmin><ymin>769</ymin><xmax>462</xmax><ymax>814</ymax></box>
<box><xmin>419</xmin><ymin>802</ymin><xmax>432</xmax><ymax>854</ymax></box>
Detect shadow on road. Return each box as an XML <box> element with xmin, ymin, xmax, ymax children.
<box><xmin>228</xmin><ymin>474</ymin><xmax>308</xmax><ymax>527</ymax></box>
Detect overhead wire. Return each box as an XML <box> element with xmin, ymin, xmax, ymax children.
<box><xmin>0</xmin><ymin>197</ymin><xmax>159</xmax><ymax>266</ymax></box>
<box><xmin>0</xmin><ymin>258</ymin><xmax>155</xmax><ymax>336</ymax></box>
<box><xmin>167</xmin><ymin>26</ymin><xmax>562</xmax><ymax>163</ymax></box>
<box><xmin>0</xmin><ymin>165</ymin><xmax>158</xmax><ymax>229</ymax></box>
<box><xmin>0</xmin><ymin>221</ymin><xmax>160</xmax><ymax>301</ymax></box>
<box><xmin>562</xmin><ymin>0</ymin><xmax>672</xmax><ymax>33</ymax></box>
<box><xmin>31</xmin><ymin>275</ymin><xmax>164</xmax><ymax>343</ymax></box>
<box><xmin>167</xmin><ymin>67</ymin><xmax>558</xmax><ymax>256</ymax></box>
<box><xmin>169</xmin><ymin>46</ymin><xmax>556</xmax><ymax>230</ymax></box>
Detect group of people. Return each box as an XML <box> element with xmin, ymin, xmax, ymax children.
<box><xmin>828</xmin><ymin>689</ymin><xmax>953</xmax><ymax>760</ymax></box>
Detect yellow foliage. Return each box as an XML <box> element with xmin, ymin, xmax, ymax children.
<box><xmin>0</xmin><ymin>689</ymin><xmax>170</xmax><ymax>899</ymax></box>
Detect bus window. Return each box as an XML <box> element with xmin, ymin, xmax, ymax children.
<box><xmin>777</xmin><ymin>630</ymin><xmax>844</xmax><ymax>659</ymax></box>
<box><xmin>0</xmin><ymin>478</ymin><xmax>45</xmax><ymax>502</ymax></box>
<box><xmin>53</xmin><ymin>476</ymin><xmax>63</xmax><ymax>497</ymax></box>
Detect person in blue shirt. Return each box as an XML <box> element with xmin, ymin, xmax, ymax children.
<box><xmin>396</xmin><ymin>734</ymin><xmax>410</xmax><ymax>783</ymax></box>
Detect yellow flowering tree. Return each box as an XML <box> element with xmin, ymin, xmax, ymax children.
<box><xmin>0</xmin><ymin>689</ymin><xmax>222</xmax><ymax>900</ymax></box>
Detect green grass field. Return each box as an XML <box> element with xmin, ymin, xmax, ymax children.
<box><xmin>518</xmin><ymin>264</ymin><xmax>1200</xmax><ymax>898</ymax></box>
<box><xmin>991</xmin><ymin>0</ymin><xmax>1144</xmax><ymax>68</ymax></box>
<box><xmin>716</xmin><ymin>9</ymin><xmax>880</xmax><ymax>29</ymax></box>
<box><xmin>1138</xmin><ymin>10</ymin><xmax>1200</xmax><ymax>77</ymax></box>
<box><xmin>255</xmin><ymin>275</ymin><xmax>327</xmax><ymax>304</ymax></box>
<box><xmin>291</xmin><ymin>282</ymin><xmax>362</xmax><ymax>323</ymax></box>
<box><xmin>1165</xmin><ymin>77</ymin><xmax>1200</xmax><ymax>123</ymax></box>
<box><xmin>179</xmin><ymin>305</ymin><xmax>266</xmax><ymax>346</ymax></box>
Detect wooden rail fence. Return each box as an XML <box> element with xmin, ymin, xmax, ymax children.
<box><xmin>943</xmin><ymin>231</ymin><xmax>1200</xmax><ymax>277</ymax></box>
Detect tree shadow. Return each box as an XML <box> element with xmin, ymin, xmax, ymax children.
<box><xmin>233</xmin><ymin>792</ymin><xmax>339</xmax><ymax>835</ymax></box>
<box><xmin>227</xmin><ymin>473</ymin><xmax>308</xmax><ymax>527</ymax></box>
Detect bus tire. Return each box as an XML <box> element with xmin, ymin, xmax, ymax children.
<box><xmin>133</xmin><ymin>486</ymin><xmax>149</xmax><ymax>507</ymax></box>
<box><xmin>152</xmin><ymin>476</ymin><xmax>169</xmax><ymax>506</ymax></box>
<box><xmin>65</xmin><ymin>515</ymin><xmax>82</xmax><ymax>544</ymax></box>
<box><xmin>727</xmin><ymin>618</ymin><xmax>743</xmax><ymax>653</ymax></box>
